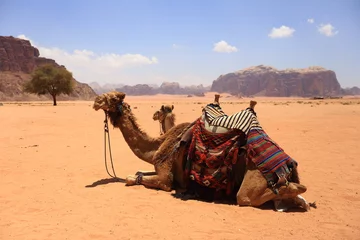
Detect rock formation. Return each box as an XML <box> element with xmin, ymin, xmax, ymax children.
<box><xmin>341</xmin><ymin>86</ymin><xmax>360</xmax><ymax>96</ymax></box>
<box><xmin>0</xmin><ymin>36</ymin><xmax>97</xmax><ymax>101</ymax></box>
<box><xmin>88</xmin><ymin>82</ymin><xmax>126</xmax><ymax>94</ymax></box>
<box><xmin>210</xmin><ymin>65</ymin><xmax>342</xmax><ymax>97</ymax></box>
<box><xmin>114</xmin><ymin>82</ymin><xmax>210</xmax><ymax>96</ymax></box>
<box><xmin>118</xmin><ymin>84</ymin><xmax>158</xmax><ymax>96</ymax></box>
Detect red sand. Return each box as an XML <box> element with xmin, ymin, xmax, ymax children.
<box><xmin>1</xmin><ymin>94</ymin><xmax>360</xmax><ymax>240</ymax></box>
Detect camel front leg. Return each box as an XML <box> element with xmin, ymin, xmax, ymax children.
<box><xmin>125</xmin><ymin>173</ymin><xmax>173</xmax><ymax>192</ymax></box>
<box><xmin>126</xmin><ymin>163</ymin><xmax>174</xmax><ymax>192</ymax></box>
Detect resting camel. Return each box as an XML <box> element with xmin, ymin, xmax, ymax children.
<box><xmin>152</xmin><ymin>105</ymin><xmax>176</xmax><ymax>135</ymax></box>
<box><xmin>93</xmin><ymin>91</ymin><xmax>313</xmax><ymax>211</ymax></box>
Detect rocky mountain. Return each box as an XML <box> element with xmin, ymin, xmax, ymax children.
<box><xmin>0</xmin><ymin>36</ymin><xmax>97</xmax><ymax>101</ymax></box>
<box><xmin>341</xmin><ymin>86</ymin><xmax>360</xmax><ymax>96</ymax></box>
<box><xmin>115</xmin><ymin>82</ymin><xmax>210</xmax><ymax>96</ymax></box>
<box><xmin>210</xmin><ymin>65</ymin><xmax>342</xmax><ymax>97</ymax></box>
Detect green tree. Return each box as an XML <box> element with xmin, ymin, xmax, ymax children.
<box><xmin>24</xmin><ymin>64</ymin><xmax>74</xmax><ymax>106</ymax></box>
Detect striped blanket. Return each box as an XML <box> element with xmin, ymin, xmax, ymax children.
<box><xmin>203</xmin><ymin>103</ymin><xmax>262</xmax><ymax>134</ymax></box>
<box><xmin>246</xmin><ymin>128</ymin><xmax>298</xmax><ymax>185</ymax></box>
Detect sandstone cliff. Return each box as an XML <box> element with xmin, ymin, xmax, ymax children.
<box><xmin>210</xmin><ymin>65</ymin><xmax>342</xmax><ymax>97</ymax></box>
<box><xmin>0</xmin><ymin>36</ymin><xmax>97</xmax><ymax>101</ymax></box>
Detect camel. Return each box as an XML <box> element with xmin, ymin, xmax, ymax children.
<box><xmin>152</xmin><ymin>105</ymin><xmax>176</xmax><ymax>135</ymax></box>
<box><xmin>93</xmin><ymin>91</ymin><xmax>313</xmax><ymax>211</ymax></box>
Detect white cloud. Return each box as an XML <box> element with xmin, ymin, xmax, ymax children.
<box><xmin>172</xmin><ymin>44</ymin><xmax>180</xmax><ymax>49</ymax></box>
<box><xmin>213</xmin><ymin>40</ymin><xmax>238</xmax><ymax>53</ymax></box>
<box><xmin>318</xmin><ymin>23</ymin><xmax>338</xmax><ymax>37</ymax></box>
<box><xmin>307</xmin><ymin>18</ymin><xmax>314</xmax><ymax>24</ymax></box>
<box><xmin>17</xmin><ymin>34</ymin><xmax>158</xmax><ymax>83</ymax></box>
<box><xmin>268</xmin><ymin>25</ymin><xmax>295</xmax><ymax>38</ymax></box>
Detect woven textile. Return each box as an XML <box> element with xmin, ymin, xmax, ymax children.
<box><xmin>246</xmin><ymin>128</ymin><xmax>298</xmax><ymax>184</ymax></box>
<box><xmin>186</xmin><ymin>104</ymin><xmax>298</xmax><ymax>193</ymax></box>
<box><xmin>185</xmin><ymin>118</ymin><xmax>246</xmax><ymax>194</ymax></box>
<box><xmin>203</xmin><ymin>103</ymin><xmax>262</xmax><ymax>134</ymax></box>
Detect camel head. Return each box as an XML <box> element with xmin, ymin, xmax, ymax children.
<box><xmin>93</xmin><ymin>91</ymin><xmax>131</xmax><ymax>126</ymax></box>
<box><xmin>152</xmin><ymin>110</ymin><xmax>160</xmax><ymax>121</ymax></box>
<box><xmin>153</xmin><ymin>105</ymin><xmax>174</xmax><ymax>121</ymax></box>
<box><xmin>161</xmin><ymin>104</ymin><xmax>174</xmax><ymax>113</ymax></box>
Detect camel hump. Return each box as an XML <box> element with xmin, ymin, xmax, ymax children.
<box><xmin>249</xmin><ymin>100</ymin><xmax>257</xmax><ymax>110</ymax></box>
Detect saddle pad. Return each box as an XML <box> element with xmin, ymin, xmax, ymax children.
<box><xmin>202</xmin><ymin>113</ymin><xmax>230</xmax><ymax>134</ymax></box>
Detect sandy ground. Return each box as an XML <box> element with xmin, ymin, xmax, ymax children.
<box><xmin>1</xmin><ymin>93</ymin><xmax>360</xmax><ymax>240</ymax></box>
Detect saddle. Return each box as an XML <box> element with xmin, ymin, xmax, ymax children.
<box><xmin>179</xmin><ymin>109</ymin><xmax>297</xmax><ymax>196</ymax></box>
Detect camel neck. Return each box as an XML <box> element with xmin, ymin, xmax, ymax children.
<box><xmin>116</xmin><ymin>111</ymin><xmax>163</xmax><ymax>165</ymax></box>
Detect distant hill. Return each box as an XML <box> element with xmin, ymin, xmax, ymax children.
<box><xmin>92</xmin><ymin>66</ymin><xmax>359</xmax><ymax>97</ymax></box>
<box><xmin>88</xmin><ymin>82</ymin><xmax>125</xmax><ymax>94</ymax></box>
<box><xmin>341</xmin><ymin>86</ymin><xmax>360</xmax><ymax>96</ymax></box>
<box><xmin>0</xmin><ymin>36</ymin><xmax>97</xmax><ymax>101</ymax></box>
<box><xmin>114</xmin><ymin>82</ymin><xmax>210</xmax><ymax>96</ymax></box>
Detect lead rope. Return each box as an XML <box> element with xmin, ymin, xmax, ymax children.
<box><xmin>104</xmin><ymin>112</ymin><xmax>118</xmax><ymax>178</ymax></box>
<box><xmin>159</xmin><ymin>121</ymin><xmax>164</xmax><ymax>135</ymax></box>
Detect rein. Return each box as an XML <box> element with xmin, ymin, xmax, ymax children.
<box><xmin>103</xmin><ymin>111</ymin><xmax>118</xmax><ymax>178</ymax></box>
<box><xmin>159</xmin><ymin>121</ymin><xmax>164</xmax><ymax>135</ymax></box>
<box><xmin>156</xmin><ymin>111</ymin><xmax>166</xmax><ymax>135</ymax></box>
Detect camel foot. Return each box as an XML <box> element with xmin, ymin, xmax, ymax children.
<box><xmin>273</xmin><ymin>195</ymin><xmax>311</xmax><ymax>212</ymax></box>
<box><xmin>135</xmin><ymin>170</ymin><xmax>156</xmax><ymax>176</ymax></box>
<box><xmin>295</xmin><ymin>195</ymin><xmax>311</xmax><ymax>211</ymax></box>
<box><xmin>125</xmin><ymin>175</ymin><xmax>138</xmax><ymax>186</ymax></box>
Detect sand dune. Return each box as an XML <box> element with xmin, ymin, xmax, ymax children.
<box><xmin>1</xmin><ymin>95</ymin><xmax>360</xmax><ymax>240</ymax></box>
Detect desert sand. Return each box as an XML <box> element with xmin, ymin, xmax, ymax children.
<box><xmin>1</xmin><ymin>93</ymin><xmax>360</xmax><ymax>240</ymax></box>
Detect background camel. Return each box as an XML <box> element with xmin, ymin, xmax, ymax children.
<box><xmin>93</xmin><ymin>91</ymin><xmax>312</xmax><ymax>211</ymax></box>
<box><xmin>152</xmin><ymin>105</ymin><xmax>176</xmax><ymax>135</ymax></box>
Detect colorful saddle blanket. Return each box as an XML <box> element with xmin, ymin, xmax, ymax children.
<box><xmin>186</xmin><ymin>106</ymin><xmax>298</xmax><ymax>194</ymax></box>
<box><xmin>186</xmin><ymin>118</ymin><xmax>246</xmax><ymax>195</ymax></box>
<box><xmin>246</xmin><ymin>128</ymin><xmax>298</xmax><ymax>185</ymax></box>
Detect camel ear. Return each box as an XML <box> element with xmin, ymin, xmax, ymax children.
<box><xmin>161</xmin><ymin>105</ymin><xmax>165</xmax><ymax>111</ymax></box>
<box><xmin>171</xmin><ymin>105</ymin><xmax>174</xmax><ymax>110</ymax></box>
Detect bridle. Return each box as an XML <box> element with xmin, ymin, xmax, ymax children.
<box><xmin>102</xmin><ymin>101</ymin><xmax>124</xmax><ymax>179</ymax></box>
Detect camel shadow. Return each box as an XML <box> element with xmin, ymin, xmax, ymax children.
<box><xmin>85</xmin><ymin>178</ymin><xmax>309</xmax><ymax>213</ymax></box>
<box><xmin>85</xmin><ymin>177</ymin><xmax>126</xmax><ymax>188</ymax></box>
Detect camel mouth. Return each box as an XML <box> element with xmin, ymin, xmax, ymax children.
<box><xmin>152</xmin><ymin>110</ymin><xmax>160</xmax><ymax>121</ymax></box>
<box><xmin>93</xmin><ymin>91</ymin><xmax>126</xmax><ymax>112</ymax></box>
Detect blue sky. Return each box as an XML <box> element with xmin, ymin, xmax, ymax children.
<box><xmin>1</xmin><ymin>0</ymin><xmax>359</xmax><ymax>87</ymax></box>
